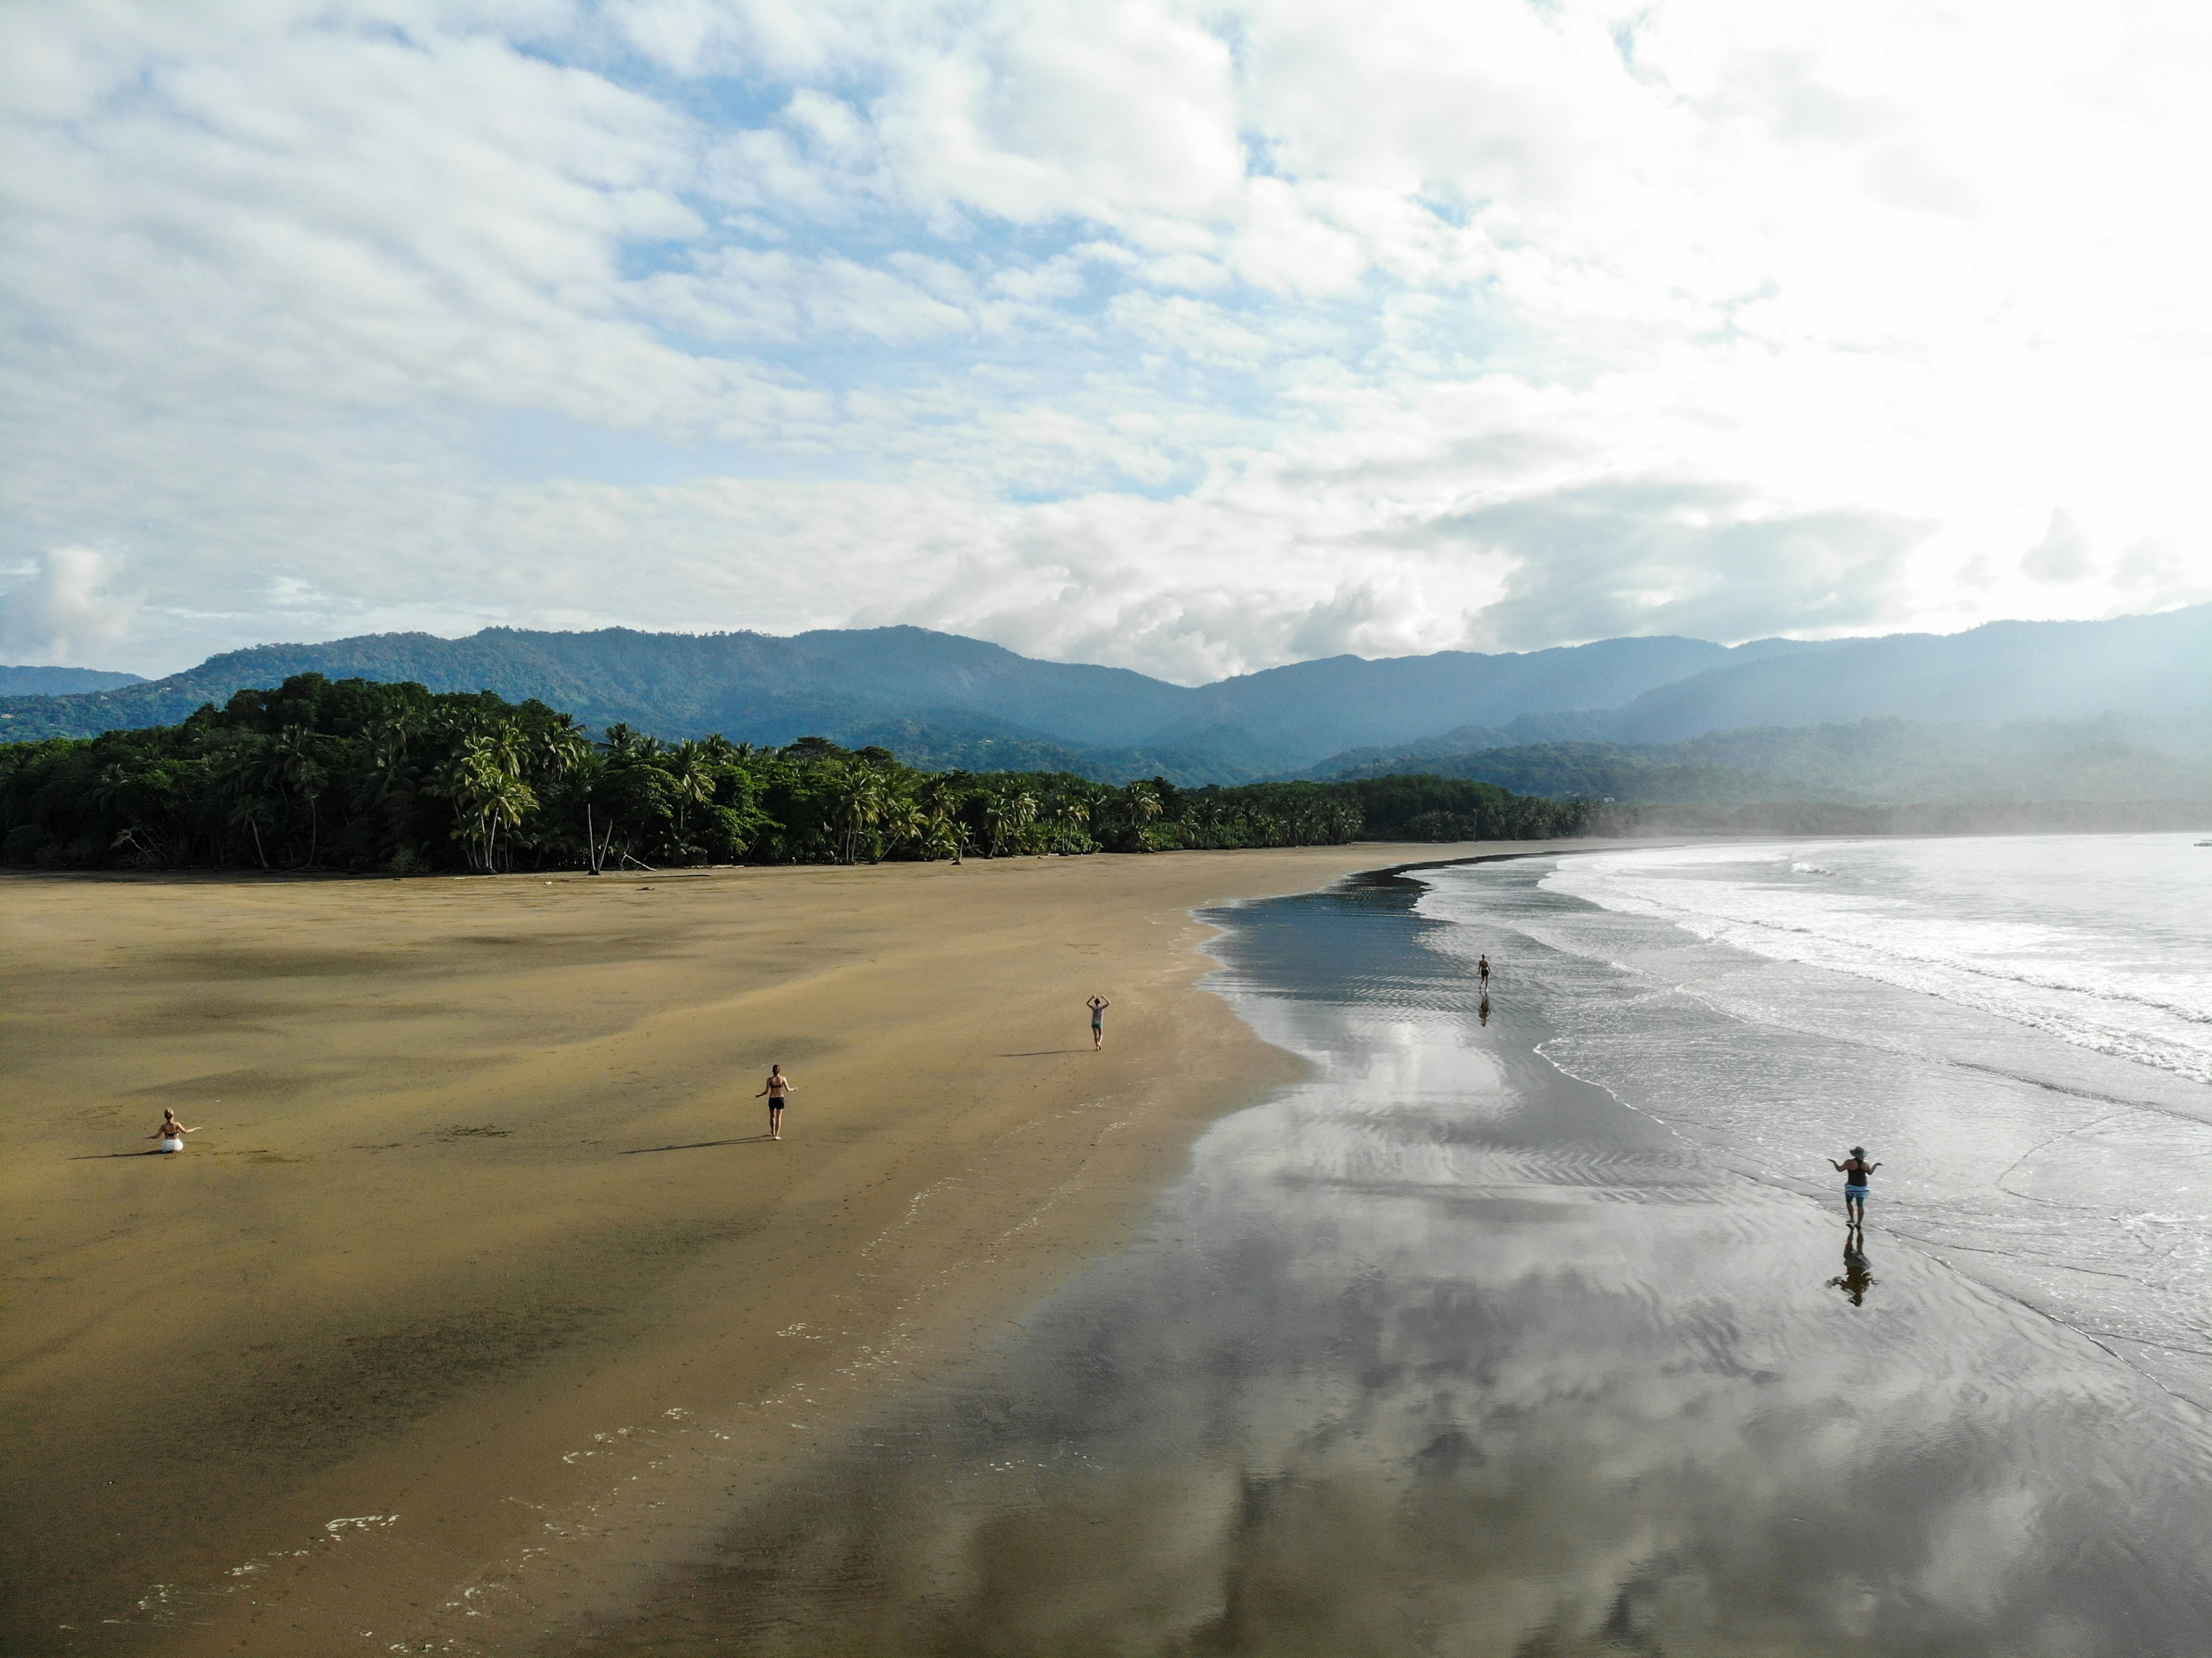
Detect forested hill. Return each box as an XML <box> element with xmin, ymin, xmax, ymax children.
<box><xmin>2</xmin><ymin>604</ymin><xmax>2206</xmax><ymax>787</ymax></box>
<box><xmin>0</xmin><ymin>673</ymin><xmax>1589</xmax><ymax>874</ymax></box>
<box><xmin>0</xmin><ymin>664</ymin><xmax>144</xmax><ymax>695</ymax></box>
<box><xmin>1593</xmin><ymin>604</ymin><xmax>2212</xmax><ymax>742</ymax></box>
<box><xmin>1309</xmin><ymin>716</ymin><xmax>2212</xmax><ymax>807</ymax></box>
<box><xmin>0</xmin><ymin>625</ymin><xmax>1741</xmax><ymax>771</ymax></box>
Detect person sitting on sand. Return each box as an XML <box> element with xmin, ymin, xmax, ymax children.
<box><xmin>1087</xmin><ymin>995</ymin><xmax>1109</xmax><ymax>1051</ymax></box>
<box><xmin>149</xmin><ymin>1110</ymin><xmax>199</xmax><ymax>1153</ymax></box>
<box><xmin>1829</xmin><ymin>1145</ymin><xmax>1879</xmax><ymax>1227</ymax></box>
<box><xmin>756</xmin><ymin>1065</ymin><xmax>793</xmax><ymax>1140</ymax></box>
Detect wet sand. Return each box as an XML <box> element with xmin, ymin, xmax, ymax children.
<box><xmin>552</xmin><ymin>866</ymin><xmax>2212</xmax><ymax>1656</ymax></box>
<box><xmin>1</xmin><ymin>844</ymin><xmax>1575</xmax><ymax>1655</ymax></box>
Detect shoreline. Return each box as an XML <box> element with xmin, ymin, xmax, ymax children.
<box><xmin>548</xmin><ymin>844</ymin><xmax>2212</xmax><ymax>1656</ymax></box>
<box><xmin>3</xmin><ymin>840</ymin><xmax>1635</xmax><ymax>1655</ymax></box>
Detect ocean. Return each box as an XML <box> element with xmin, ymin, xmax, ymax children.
<box><xmin>539</xmin><ymin>834</ymin><xmax>2212</xmax><ymax>1656</ymax></box>
<box><xmin>1513</xmin><ymin>833</ymin><xmax>2212</xmax><ymax>1405</ymax></box>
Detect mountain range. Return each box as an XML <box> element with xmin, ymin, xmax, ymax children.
<box><xmin>1306</xmin><ymin>716</ymin><xmax>2212</xmax><ymax>805</ymax></box>
<box><xmin>0</xmin><ymin>665</ymin><xmax>144</xmax><ymax>696</ymax></box>
<box><xmin>3</xmin><ymin>603</ymin><xmax>2208</xmax><ymax>803</ymax></box>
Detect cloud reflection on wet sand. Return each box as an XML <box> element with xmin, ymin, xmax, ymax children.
<box><xmin>568</xmin><ymin>877</ymin><xmax>2212</xmax><ymax>1656</ymax></box>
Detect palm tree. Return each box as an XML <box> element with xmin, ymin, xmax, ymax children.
<box><xmin>929</xmin><ymin>818</ymin><xmax>973</xmax><ymax>871</ymax></box>
<box><xmin>86</xmin><ymin>761</ymin><xmax>149</xmax><ymax>858</ymax></box>
<box><xmin>567</xmin><ymin>750</ymin><xmax>612</xmax><ymax>873</ymax></box>
<box><xmin>913</xmin><ymin>775</ymin><xmax>966</xmax><ymax>863</ymax></box>
<box><xmin>203</xmin><ymin>731</ymin><xmax>276</xmax><ymax>866</ymax></box>
<box><xmin>436</xmin><ymin>722</ymin><xmax>536</xmax><ymax>871</ymax></box>
<box><xmin>878</xmin><ymin>793</ymin><xmax>926</xmax><ymax>858</ymax></box>
<box><xmin>1116</xmin><ymin>780</ymin><xmax>1164</xmax><ymax>850</ymax></box>
<box><xmin>986</xmin><ymin>788</ymin><xmax>1037</xmax><ymax>858</ymax></box>
<box><xmin>832</xmin><ymin>767</ymin><xmax>888</xmax><ymax>864</ymax></box>
<box><xmin>668</xmin><ymin>741</ymin><xmax>715</xmax><ymax>846</ymax></box>
<box><xmin>1053</xmin><ymin>796</ymin><xmax>1091</xmax><ymax>852</ymax></box>
<box><xmin>270</xmin><ymin>725</ymin><xmax>330</xmax><ymax>866</ymax></box>
<box><xmin>228</xmin><ymin>791</ymin><xmax>274</xmax><ymax>869</ymax></box>
<box><xmin>539</xmin><ymin>715</ymin><xmax>589</xmax><ymax>784</ymax></box>
<box><xmin>359</xmin><ymin>711</ymin><xmax>418</xmax><ymax>803</ymax></box>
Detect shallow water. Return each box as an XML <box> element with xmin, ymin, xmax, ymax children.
<box><xmin>1513</xmin><ymin>834</ymin><xmax>2212</xmax><ymax>1406</ymax></box>
<box><xmin>566</xmin><ymin>849</ymin><xmax>2212</xmax><ymax>1656</ymax></box>
<box><xmin>1541</xmin><ymin>834</ymin><xmax>2212</xmax><ymax>1088</ymax></box>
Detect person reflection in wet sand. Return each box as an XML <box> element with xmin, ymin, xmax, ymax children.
<box><xmin>1479</xmin><ymin>993</ymin><xmax>1491</xmax><ymax>1026</ymax></box>
<box><xmin>1828</xmin><ymin>1238</ymin><xmax>1876</xmax><ymax>1306</ymax></box>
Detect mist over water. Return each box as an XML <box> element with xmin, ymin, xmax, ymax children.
<box><xmin>570</xmin><ymin>848</ymin><xmax>2212</xmax><ymax>1657</ymax></box>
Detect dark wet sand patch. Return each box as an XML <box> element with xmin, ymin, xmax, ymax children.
<box><xmin>10</xmin><ymin>846</ymin><xmax>1554</xmax><ymax>1656</ymax></box>
<box><xmin>527</xmin><ymin>872</ymin><xmax>2212</xmax><ymax>1658</ymax></box>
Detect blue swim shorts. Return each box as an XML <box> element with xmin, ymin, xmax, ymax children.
<box><xmin>1845</xmin><ymin>1184</ymin><xmax>1869</xmax><ymax>1201</ymax></box>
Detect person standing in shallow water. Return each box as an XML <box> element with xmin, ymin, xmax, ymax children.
<box><xmin>757</xmin><ymin>1065</ymin><xmax>793</xmax><ymax>1140</ymax></box>
<box><xmin>1087</xmin><ymin>995</ymin><xmax>1109</xmax><ymax>1050</ymax></box>
<box><xmin>1478</xmin><ymin>954</ymin><xmax>1491</xmax><ymax>991</ymax></box>
<box><xmin>1830</xmin><ymin>1145</ymin><xmax>1879</xmax><ymax>1228</ymax></box>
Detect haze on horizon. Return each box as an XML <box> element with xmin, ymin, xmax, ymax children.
<box><xmin>4</xmin><ymin>1</ymin><xmax>2211</xmax><ymax>685</ymax></box>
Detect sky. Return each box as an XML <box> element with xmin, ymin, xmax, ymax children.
<box><xmin>4</xmin><ymin>1</ymin><xmax>2212</xmax><ymax>682</ymax></box>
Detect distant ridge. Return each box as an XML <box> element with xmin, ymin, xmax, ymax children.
<box><xmin>0</xmin><ymin>624</ymin><xmax>1756</xmax><ymax>773</ymax></box>
<box><xmin>1593</xmin><ymin>606</ymin><xmax>2212</xmax><ymax>741</ymax></box>
<box><xmin>2</xmin><ymin>604</ymin><xmax>2206</xmax><ymax>792</ymax></box>
<box><xmin>0</xmin><ymin>664</ymin><xmax>144</xmax><ymax>696</ymax></box>
<box><xmin>1305</xmin><ymin>716</ymin><xmax>2212</xmax><ymax>807</ymax></box>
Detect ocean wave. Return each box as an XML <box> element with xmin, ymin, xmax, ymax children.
<box><xmin>1540</xmin><ymin>845</ymin><xmax>2212</xmax><ymax>1089</ymax></box>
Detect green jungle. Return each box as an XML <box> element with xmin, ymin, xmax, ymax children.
<box><xmin>0</xmin><ymin>674</ymin><xmax>1592</xmax><ymax>873</ymax></box>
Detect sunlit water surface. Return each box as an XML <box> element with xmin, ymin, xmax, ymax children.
<box><xmin>1529</xmin><ymin>833</ymin><xmax>2212</xmax><ymax>1403</ymax></box>
<box><xmin>568</xmin><ymin>839</ymin><xmax>2212</xmax><ymax>1656</ymax></box>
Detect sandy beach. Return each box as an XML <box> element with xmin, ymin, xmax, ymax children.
<box><xmin>1</xmin><ymin>842</ymin><xmax>1577</xmax><ymax>1655</ymax></box>
<box><xmin>556</xmin><ymin>848</ymin><xmax>2212</xmax><ymax>1657</ymax></box>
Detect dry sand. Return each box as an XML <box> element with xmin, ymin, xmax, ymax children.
<box><xmin>2</xmin><ymin>843</ymin><xmax>1578</xmax><ymax>1655</ymax></box>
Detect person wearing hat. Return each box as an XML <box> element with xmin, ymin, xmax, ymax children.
<box><xmin>1828</xmin><ymin>1146</ymin><xmax>1880</xmax><ymax>1229</ymax></box>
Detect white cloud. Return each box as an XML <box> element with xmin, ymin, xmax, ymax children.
<box><xmin>2022</xmin><ymin>511</ymin><xmax>2093</xmax><ymax>585</ymax></box>
<box><xmin>3</xmin><ymin>0</ymin><xmax>2211</xmax><ymax>679</ymax></box>
<box><xmin>0</xmin><ymin>548</ymin><xmax>142</xmax><ymax>665</ymax></box>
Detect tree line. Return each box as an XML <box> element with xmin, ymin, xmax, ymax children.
<box><xmin>0</xmin><ymin>674</ymin><xmax>1593</xmax><ymax>874</ymax></box>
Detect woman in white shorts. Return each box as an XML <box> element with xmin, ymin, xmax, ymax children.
<box><xmin>149</xmin><ymin>1109</ymin><xmax>199</xmax><ymax>1152</ymax></box>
